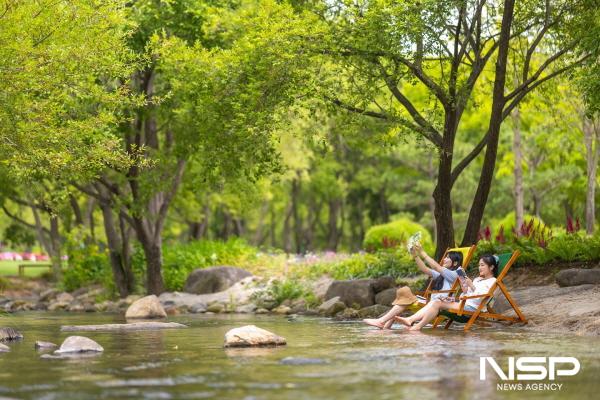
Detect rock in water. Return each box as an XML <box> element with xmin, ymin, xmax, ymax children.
<box><xmin>35</xmin><ymin>341</ymin><xmax>58</xmax><ymax>349</ymax></box>
<box><xmin>125</xmin><ymin>295</ymin><xmax>167</xmax><ymax>319</ymax></box>
<box><xmin>0</xmin><ymin>343</ymin><xmax>9</xmax><ymax>352</ymax></box>
<box><xmin>224</xmin><ymin>325</ymin><xmax>286</xmax><ymax>348</ymax></box>
<box><xmin>280</xmin><ymin>357</ymin><xmax>328</xmax><ymax>365</ymax></box>
<box><xmin>61</xmin><ymin>322</ymin><xmax>187</xmax><ymax>332</ymax></box>
<box><xmin>55</xmin><ymin>336</ymin><xmax>104</xmax><ymax>354</ymax></box>
<box><xmin>184</xmin><ymin>266</ymin><xmax>252</xmax><ymax>294</ymax></box>
<box><xmin>0</xmin><ymin>327</ymin><xmax>23</xmax><ymax>342</ymax></box>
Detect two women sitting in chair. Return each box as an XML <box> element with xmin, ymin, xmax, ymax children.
<box><xmin>363</xmin><ymin>244</ymin><xmax>498</xmax><ymax>331</ymax></box>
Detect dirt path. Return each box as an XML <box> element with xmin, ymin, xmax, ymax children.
<box><xmin>495</xmin><ymin>283</ymin><xmax>600</xmax><ymax>336</ymax></box>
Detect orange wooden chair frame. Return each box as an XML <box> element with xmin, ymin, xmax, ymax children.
<box><xmin>414</xmin><ymin>244</ymin><xmax>477</xmax><ymax>301</ymax></box>
<box><xmin>430</xmin><ymin>250</ymin><xmax>527</xmax><ymax>331</ymax></box>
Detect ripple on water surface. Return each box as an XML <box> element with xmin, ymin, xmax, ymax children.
<box><xmin>0</xmin><ymin>313</ymin><xmax>598</xmax><ymax>400</ymax></box>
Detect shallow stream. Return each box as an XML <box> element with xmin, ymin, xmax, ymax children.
<box><xmin>0</xmin><ymin>313</ymin><xmax>598</xmax><ymax>399</ymax></box>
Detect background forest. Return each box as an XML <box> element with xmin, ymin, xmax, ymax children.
<box><xmin>1</xmin><ymin>0</ymin><xmax>599</xmax><ymax>298</ymax></box>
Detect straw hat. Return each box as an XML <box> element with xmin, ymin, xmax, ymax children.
<box><xmin>393</xmin><ymin>286</ymin><xmax>417</xmax><ymax>305</ymax></box>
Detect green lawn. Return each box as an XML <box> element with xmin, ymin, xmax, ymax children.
<box><xmin>0</xmin><ymin>260</ymin><xmax>52</xmax><ymax>277</ymax></box>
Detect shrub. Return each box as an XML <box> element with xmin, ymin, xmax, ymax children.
<box><xmin>304</xmin><ymin>250</ymin><xmax>418</xmax><ymax>281</ymax></box>
<box><xmin>61</xmin><ymin>244</ymin><xmax>112</xmax><ymax>292</ymax></box>
<box><xmin>250</xmin><ymin>278</ymin><xmax>315</xmax><ymax>308</ymax></box>
<box><xmin>490</xmin><ymin>212</ymin><xmax>546</xmax><ymax>238</ymax></box>
<box><xmin>158</xmin><ymin>238</ymin><xmax>258</xmax><ymax>291</ymax></box>
<box><xmin>363</xmin><ymin>218</ymin><xmax>433</xmax><ymax>253</ymax></box>
<box><xmin>474</xmin><ymin>230</ymin><xmax>600</xmax><ymax>268</ymax></box>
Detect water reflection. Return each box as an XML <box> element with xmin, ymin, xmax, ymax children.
<box><xmin>0</xmin><ymin>313</ymin><xmax>598</xmax><ymax>399</ymax></box>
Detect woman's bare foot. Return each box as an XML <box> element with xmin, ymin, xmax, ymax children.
<box><xmin>395</xmin><ymin>316</ymin><xmax>412</xmax><ymax>327</ymax></box>
<box><xmin>383</xmin><ymin>319</ymin><xmax>394</xmax><ymax>329</ymax></box>
<box><xmin>363</xmin><ymin>318</ymin><xmax>385</xmax><ymax>329</ymax></box>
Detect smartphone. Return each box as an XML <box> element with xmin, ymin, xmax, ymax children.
<box><xmin>456</xmin><ymin>268</ymin><xmax>467</xmax><ymax>278</ymax></box>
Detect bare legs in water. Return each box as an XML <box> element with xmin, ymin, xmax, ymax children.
<box><xmin>395</xmin><ymin>299</ymin><xmax>463</xmax><ymax>331</ymax></box>
<box><xmin>362</xmin><ymin>304</ymin><xmax>408</xmax><ymax>329</ymax></box>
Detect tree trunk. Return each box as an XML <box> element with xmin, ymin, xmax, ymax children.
<box><xmin>119</xmin><ymin>211</ymin><xmax>135</xmax><ymax>293</ymax></box>
<box><xmin>143</xmin><ymin>239</ymin><xmax>164</xmax><ymax>295</ymax></box>
<box><xmin>291</xmin><ymin>172</ymin><xmax>302</xmax><ymax>253</ymax></box>
<box><xmin>512</xmin><ymin>102</ymin><xmax>525</xmax><ymax>234</ymax></box>
<box><xmin>427</xmin><ymin>153</ymin><xmax>437</xmax><ymax>245</ymax></box>
<box><xmin>462</xmin><ymin>0</ymin><xmax>515</xmax><ymax>246</ymax></box>
<box><xmin>49</xmin><ymin>215</ymin><xmax>62</xmax><ymax>279</ymax></box>
<box><xmin>69</xmin><ymin>195</ymin><xmax>84</xmax><ymax>227</ymax></box>
<box><xmin>85</xmin><ymin>198</ymin><xmax>96</xmax><ymax>242</ymax></box>
<box><xmin>532</xmin><ymin>193</ymin><xmax>542</xmax><ymax>219</ymax></box>
<box><xmin>327</xmin><ymin>199</ymin><xmax>341</xmax><ymax>251</ymax></box>
<box><xmin>100</xmin><ymin>204</ymin><xmax>130</xmax><ymax>298</ymax></box>
<box><xmin>433</xmin><ymin>150</ymin><xmax>455</xmax><ymax>259</ymax></box>
<box><xmin>282</xmin><ymin>201</ymin><xmax>293</xmax><ymax>253</ymax></box>
<box><xmin>379</xmin><ymin>185</ymin><xmax>390</xmax><ymax>223</ymax></box>
<box><xmin>584</xmin><ymin>116</ymin><xmax>599</xmax><ymax>234</ymax></box>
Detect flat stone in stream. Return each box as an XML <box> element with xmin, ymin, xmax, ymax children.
<box><xmin>0</xmin><ymin>327</ymin><xmax>23</xmax><ymax>342</ymax></box>
<box><xmin>35</xmin><ymin>341</ymin><xmax>58</xmax><ymax>349</ymax></box>
<box><xmin>61</xmin><ymin>322</ymin><xmax>188</xmax><ymax>332</ymax></box>
<box><xmin>224</xmin><ymin>325</ymin><xmax>286</xmax><ymax>348</ymax></box>
<box><xmin>0</xmin><ymin>343</ymin><xmax>9</xmax><ymax>352</ymax></box>
<box><xmin>280</xmin><ymin>357</ymin><xmax>328</xmax><ymax>365</ymax></box>
<box><xmin>55</xmin><ymin>336</ymin><xmax>103</xmax><ymax>354</ymax></box>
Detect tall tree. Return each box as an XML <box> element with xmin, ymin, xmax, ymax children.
<box><xmin>297</xmin><ymin>0</ymin><xmax>592</xmax><ymax>256</ymax></box>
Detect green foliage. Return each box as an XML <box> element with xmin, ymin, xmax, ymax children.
<box><xmin>2</xmin><ymin>222</ymin><xmax>36</xmax><ymax>249</ymax></box>
<box><xmin>473</xmin><ymin>231</ymin><xmax>600</xmax><ymax>269</ymax></box>
<box><xmin>300</xmin><ymin>250</ymin><xmax>418</xmax><ymax>281</ymax></box>
<box><xmin>132</xmin><ymin>238</ymin><xmax>259</xmax><ymax>292</ymax></box>
<box><xmin>61</xmin><ymin>244</ymin><xmax>112</xmax><ymax>292</ymax></box>
<box><xmin>363</xmin><ymin>218</ymin><xmax>433</xmax><ymax>252</ymax></box>
<box><xmin>491</xmin><ymin>212</ymin><xmax>546</xmax><ymax>237</ymax></box>
<box><xmin>268</xmin><ymin>279</ymin><xmax>309</xmax><ymax>305</ymax></box>
<box><xmin>0</xmin><ymin>276</ymin><xmax>8</xmax><ymax>292</ymax></box>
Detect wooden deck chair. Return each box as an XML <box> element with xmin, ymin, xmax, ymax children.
<box><xmin>415</xmin><ymin>245</ymin><xmax>477</xmax><ymax>301</ymax></box>
<box><xmin>431</xmin><ymin>250</ymin><xmax>527</xmax><ymax>331</ymax></box>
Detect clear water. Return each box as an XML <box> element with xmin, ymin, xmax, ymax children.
<box><xmin>0</xmin><ymin>313</ymin><xmax>598</xmax><ymax>399</ymax></box>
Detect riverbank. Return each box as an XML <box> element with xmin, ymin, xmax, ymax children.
<box><xmin>2</xmin><ymin>266</ymin><xmax>600</xmax><ymax>336</ymax></box>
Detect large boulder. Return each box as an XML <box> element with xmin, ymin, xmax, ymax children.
<box><xmin>224</xmin><ymin>325</ymin><xmax>286</xmax><ymax>347</ymax></box>
<box><xmin>375</xmin><ymin>287</ymin><xmax>397</xmax><ymax>306</ymax></box>
<box><xmin>55</xmin><ymin>336</ymin><xmax>103</xmax><ymax>353</ymax></box>
<box><xmin>371</xmin><ymin>276</ymin><xmax>396</xmax><ymax>293</ymax></box>
<box><xmin>159</xmin><ymin>276</ymin><xmax>262</xmax><ymax>309</ymax></box>
<box><xmin>184</xmin><ymin>266</ymin><xmax>252</xmax><ymax>294</ymax></box>
<box><xmin>357</xmin><ymin>304</ymin><xmax>391</xmax><ymax>318</ymax></box>
<box><xmin>324</xmin><ymin>279</ymin><xmax>376</xmax><ymax>308</ymax></box>
<box><xmin>311</xmin><ymin>276</ymin><xmax>334</xmax><ymax>300</ymax></box>
<box><xmin>556</xmin><ymin>269</ymin><xmax>600</xmax><ymax>287</ymax></box>
<box><xmin>317</xmin><ymin>296</ymin><xmax>346</xmax><ymax>316</ymax></box>
<box><xmin>125</xmin><ymin>295</ymin><xmax>167</xmax><ymax>319</ymax></box>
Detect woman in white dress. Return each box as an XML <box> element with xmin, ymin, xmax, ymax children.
<box><xmin>395</xmin><ymin>254</ymin><xmax>499</xmax><ymax>331</ymax></box>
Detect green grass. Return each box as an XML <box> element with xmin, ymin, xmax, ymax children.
<box><xmin>0</xmin><ymin>260</ymin><xmax>52</xmax><ymax>277</ymax></box>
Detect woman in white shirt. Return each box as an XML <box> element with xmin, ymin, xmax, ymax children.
<box><xmin>395</xmin><ymin>254</ymin><xmax>499</xmax><ymax>331</ymax></box>
<box><xmin>363</xmin><ymin>244</ymin><xmax>463</xmax><ymax>329</ymax></box>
